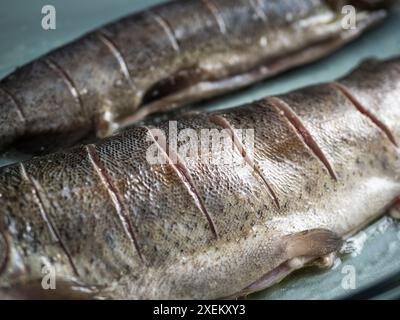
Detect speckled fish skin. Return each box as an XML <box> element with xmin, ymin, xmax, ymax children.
<box><xmin>0</xmin><ymin>0</ymin><xmax>390</xmax><ymax>152</ymax></box>
<box><xmin>0</xmin><ymin>57</ymin><xmax>399</xmax><ymax>299</ymax></box>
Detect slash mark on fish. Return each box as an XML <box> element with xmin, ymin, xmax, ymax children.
<box><xmin>19</xmin><ymin>163</ymin><xmax>80</xmax><ymax>277</ymax></box>
<box><xmin>146</xmin><ymin>127</ymin><xmax>219</xmax><ymax>240</ymax></box>
<box><xmin>0</xmin><ymin>87</ymin><xmax>26</xmax><ymax>127</ymax></box>
<box><xmin>249</xmin><ymin>0</ymin><xmax>267</xmax><ymax>22</ymax></box>
<box><xmin>148</xmin><ymin>11</ymin><xmax>180</xmax><ymax>52</ymax></box>
<box><xmin>209</xmin><ymin>114</ymin><xmax>281</xmax><ymax>209</ymax></box>
<box><xmin>331</xmin><ymin>82</ymin><xmax>398</xmax><ymax>148</ymax></box>
<box><xmin>201</xmin><ymin>0</ymin><xmax>227</xmax><ymax>34</ymax></box>
<box><xmin>268</xmin><ymin>97</ymin><xmax>338</xmax><ymax>181</ymax></box>
<box><xmin>44</xmin><ymin>58</ymin><xmax>86</xmax><ymax>116</ymax></box>
<box><xmin>86</xmin><ymin>144</ymin><xmax>144</xmax><ymax>262</ymax></box>
<box><xmin>97</xmin><ymin>32</ymin><xmax>135</xmax><ymax>87</ymax></box>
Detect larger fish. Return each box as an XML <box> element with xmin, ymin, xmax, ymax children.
<box><xmin>0</xmin><ymin>0</ymin><xmax>391</xmax><ymax>152</ymax></box>
<box><xmin>0</xmin><ymin>56</ymin><xmax>399</xmax><ymax>299</ymax></box>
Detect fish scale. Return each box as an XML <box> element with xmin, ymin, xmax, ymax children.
<box><xmin>212</xmin><ymin>101</ymin><xmax>333</xmax><ymax>210</ymax></box>
<box><xmin>154</xmin><ymin>115</ymin><xmax>276</xmax><ymax>240</ymax></box>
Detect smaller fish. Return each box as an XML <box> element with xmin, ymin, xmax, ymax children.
<box><xmin>0</xmin><ymin>0</ymin><xmax>391</xmax><ymax>152</ymax></box>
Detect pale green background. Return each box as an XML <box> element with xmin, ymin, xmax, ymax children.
<box><xmin>0</xmin><ymin>0</ymin><xmax>400</xmax><ymax>299</ymax></box>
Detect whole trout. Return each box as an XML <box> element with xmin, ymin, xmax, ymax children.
<box><xmin>0</xmin><ymin>0</ymin><xmax>391</xmax><ymax>151</ymax></box>
<box><xmin>0</xmin><ymin>57</ymin><xmax>400</xmax><ymax>299</ymax></box>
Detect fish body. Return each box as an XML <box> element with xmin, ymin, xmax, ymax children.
<box><xmin>0</xmin><ymin>0</ymin><xmax>389</xmax><ymax>151</ymax></box>
<box><xmin>0</xmin><ymin>57</ymin><xmax>399</xmax><ymax>299</ymax></box>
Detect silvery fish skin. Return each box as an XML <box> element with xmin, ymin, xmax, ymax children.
<box><xmin>0</xmin><ymin>57</ymin><xmax>399</xmax><ymax>299</ymax></box>
<box><xmin>0</xmin><ymin>0</ymin><xmax>390</xmax><ymax>152</ymax></box>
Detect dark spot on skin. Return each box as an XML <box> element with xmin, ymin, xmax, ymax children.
<box><xmin>341</xmin><ymin>136</ymin><xmax>349</xmax><ymax>143</ymax></box>
<box><xmin>381</xmin><ymin>156</ymin><xmax>389</xmax><ymax>171</ymax></box>
<box><xmin>103</xmin><ymin>231</ymin><xmax>116</xmax><ymax>250</ymax></box>
<box><xmin>283</xmin><ymin>202</ymin><xmax>288</xmax><ymax>210</ymax></box>
<box><xmin>123</xmin><ymin>264</ymin><xmax>131</xmax><ymax>275</ymax></box>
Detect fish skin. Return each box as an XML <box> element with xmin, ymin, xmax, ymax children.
<box><xmin>0</xmin><ymin>57</ymin><xmax>399</xmax><ymax>299</ymax></box>
<box><xmin>0</xmin><ymin>0</ymin><xmax>390</xmax><ymax>152</ymax></box>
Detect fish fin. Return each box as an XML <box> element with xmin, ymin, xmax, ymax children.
<box><xmin>228</xmin><ymin>229</ymin><xmax>343</xmax><ymax>298</ymax></box>
<box><xmin>0</xmin><ymin>279</ymin><xmax>103</xmax><ymax>300</ymax></box>
<box><xmin>283</xmin><ymin>228</ymin><xmax>343</xmax><ymax>259</ymax></box>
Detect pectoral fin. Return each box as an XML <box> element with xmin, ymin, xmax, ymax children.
<box><xmin>229</xmin><ymin>229</ymin><xmax>343</xmax><ymax>298</ymax></box>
